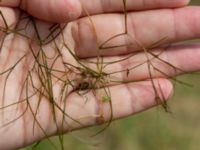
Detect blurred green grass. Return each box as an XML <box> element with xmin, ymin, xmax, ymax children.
<box><xmin>21</xmin><ymin>1</ymin><xmax>200</xmax><ymax>150</ymax></box>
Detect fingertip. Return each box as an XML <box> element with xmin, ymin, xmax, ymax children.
<box><xmin>158</xmin><ymin>78</ymin><xmax>174</xmax><ymax>101</ymax></box>
<box><xmin>177</xmin><ymin>0</ymin><xmax>191</xmax><ymax>6</ymax></box>
<box><xmin>160</xmin><ymin>0</ymin><xmax>191</xmax><ymax>8</ymax></box>
<box><xmin>132</xmin><ymin>79</ymin><xmax>173</xmax><ymax>112</ymax></box>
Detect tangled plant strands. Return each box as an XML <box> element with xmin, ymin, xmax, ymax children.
<box><xmin>0</xmin><ymin>0</ymin><xmax>193</xmax><ymax>149</ymax></box>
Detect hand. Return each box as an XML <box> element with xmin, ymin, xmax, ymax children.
<box><xmin>0</xmin><ymin>0</ymin><xmax>200</xmax><ymax>150</ymax></box>
<box><xmin>0</xmin><ymin>0</ymin><xmax>191</xmax><ymax>22</ymax></box>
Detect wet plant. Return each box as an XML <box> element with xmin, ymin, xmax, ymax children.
<box><xmin>0</xmin><ymin>1</ymin><xmax>193</xmax><ymax>149</ymax></box>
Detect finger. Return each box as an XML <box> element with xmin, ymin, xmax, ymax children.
<box><xmin>90</xmin><ymin>43</ymin><xmax>200</xmax><ymax>83</ymax></box>
<box><xmin>2</xmin><ymin>78</ymin><xmax>172</xmax><ymax>149</ymax></box>
<box><xmin>0</xmin><ymin>0</ymin><xmax>82</xmax><ymax>23</ymax></box>
<box><xmin>70</xmin><ymin>6</ymin><xmax>200</xmax><ymax>57</ymax></box>
<box><xmin>0</xmin><ymin>0</ymin><xmax>190</xmax><ymax>23</ymax></box>
<box><xmin>80</xmin><ymin>0</ymin><xmax>190</xmax><ymax>16</ymax></box>
<box><xmin>61</xmin><ymin>78</ymin><xmax>173</xmax><ymax>130</ymax></box>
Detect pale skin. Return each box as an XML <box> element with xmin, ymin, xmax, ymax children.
<box><xmin>0</xmin><ymin>0</ymin><xmax>200</xmax><ymax>150</ymax></box>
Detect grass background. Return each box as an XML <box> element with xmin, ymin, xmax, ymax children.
<box><xmin>21</xmin><ymin>0</ymin><xmax>200</xmax><ymax>150</ymax></box>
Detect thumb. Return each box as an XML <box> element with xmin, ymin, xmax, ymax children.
<box><xmin>0</xmin><ymin>0</ymin><xmax>82</xmax><ymax>23</ymax></box>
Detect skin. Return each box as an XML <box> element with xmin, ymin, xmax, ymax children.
<box><xmin>0</xmin><ymin>0</ymin><xmax>200</xmax><ymax>149</ymax></box>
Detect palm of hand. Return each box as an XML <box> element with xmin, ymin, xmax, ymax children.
<box><xmin>0</xmin><ymin>7</ymin><xmax>165</xmax><ymax>149</ymax></box>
